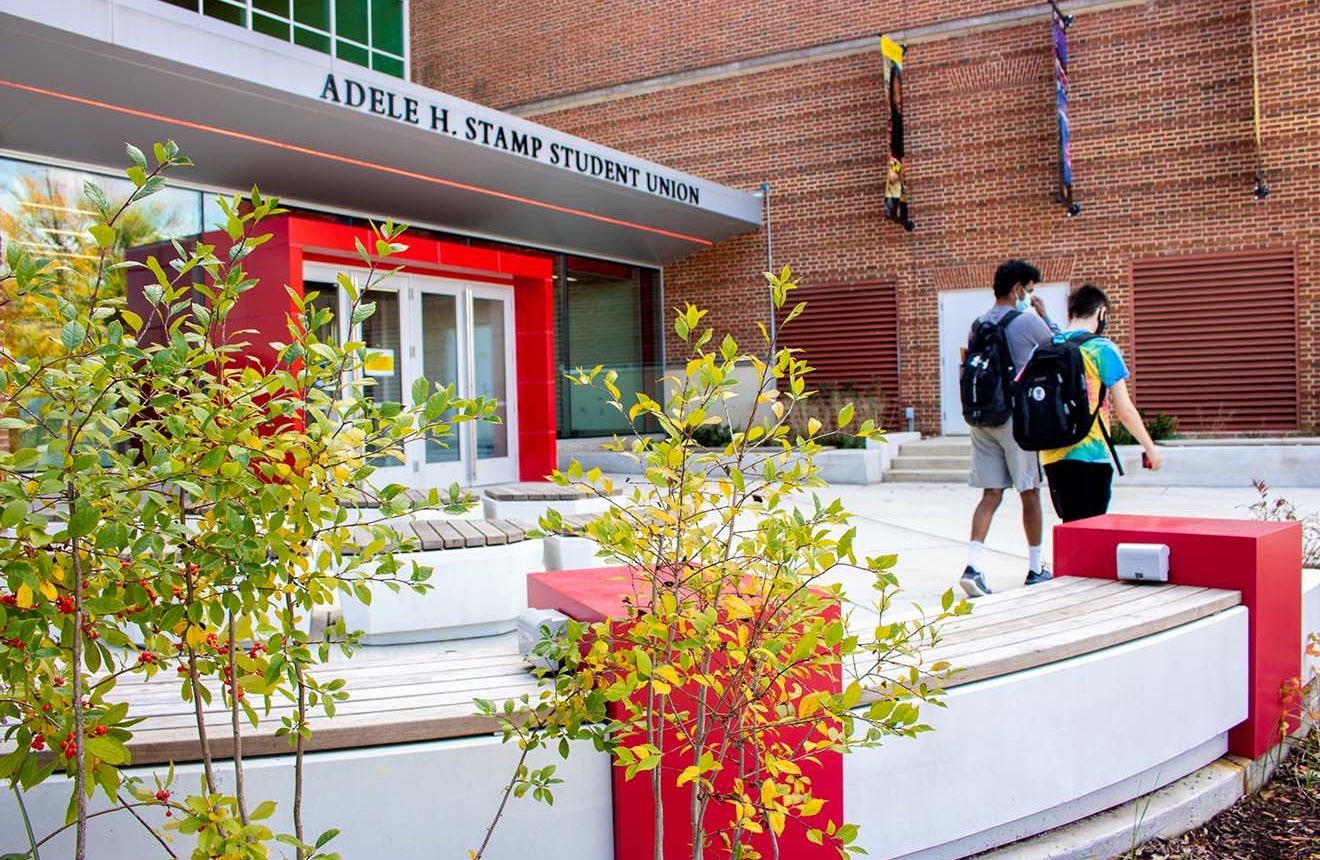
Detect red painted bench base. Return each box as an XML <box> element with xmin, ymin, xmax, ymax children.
<box><xmin>528</xmin><ymin>568</ymin><xmax>843</xmax><ymax>860</ymax></box>
<box><xmin>1054</xmin><ymin>515</ymin><xmax>1301</xmax><ymax>759</ymax></box>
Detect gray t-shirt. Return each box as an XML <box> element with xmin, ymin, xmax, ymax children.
<box><xmin>968</xmin><ymin>306</ymin><xmax>1057</xmax><ymax>372</ymax></box>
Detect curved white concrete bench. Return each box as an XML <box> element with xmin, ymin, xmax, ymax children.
<box><xmin>846</xmin><ymin>577</ymin><xmax>1249</xmax><ymax>859</ymax></box>
<box><xmin>338</xmin><ymin>518</ymin><xmax>542</xmax><ymax>644</ymax></box>
<box><xmin>4</xmin><ymin>575</ymin><xmax>1309</xmax><ymax>860</ymax></box>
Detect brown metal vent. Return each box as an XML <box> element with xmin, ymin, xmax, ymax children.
<box><xmin>1131</xmin><ymin>249</ymin><xmax>1297</xmax><ymax>432</ymax></box>
<box><xmin>774</xmin><ymin>280</ymin><xmax>900</xmax><ymax>428</ymax></box>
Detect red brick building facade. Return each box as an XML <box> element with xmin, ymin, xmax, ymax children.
<box><xmin>414</xmin><ymin>0</ymin><xmax>1318</xmax><ymax>436</ymax></box>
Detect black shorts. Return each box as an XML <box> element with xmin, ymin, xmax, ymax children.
<box><xmin>1043</xmin><ymin>460</ymin><xmax>1114</xmax><ymax>523</ymax></box>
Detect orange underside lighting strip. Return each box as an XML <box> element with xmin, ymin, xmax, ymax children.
<box><xmin>0</xmin><ymin>78</ymin><xmax>713</xmax><ymax>247</ymax></box>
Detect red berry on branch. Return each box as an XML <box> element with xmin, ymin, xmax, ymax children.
<box><xmin>155</xmin><ymin>789</ymin><xmax>171</xmax><ymax>803</ymax></box>
<box><xmin>64</xmin><ymin>743</ymin><xmax>77</xmax><ymax>759</ymax></box>
<box><xmin>52</xmin><ymin>676</ymin><xmax>64</xmax><ymax>687</ymax></box>
<box><xmin>30</xmin><ymin>734</ymin><xmax>45</xmax><ymax>751</ymax></box>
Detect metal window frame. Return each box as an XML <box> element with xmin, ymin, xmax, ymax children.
<box><xmin>173</xmin><ymin>0</ymin><xmax>408</xmax><ymax>76</ymax></box>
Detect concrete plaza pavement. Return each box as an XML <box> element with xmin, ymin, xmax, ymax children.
<box><xmin>801</xmin><ymin>480</ymin><xmax>1320</xmax><ymax>624</ymax></box>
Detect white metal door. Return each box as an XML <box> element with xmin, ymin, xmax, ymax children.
<box><xmin>411</xmin><ymin>277</ymin><xmax>467</xmax><ymax>488</ymax></box>
<box><xmin>467</xmin><ymin>285</ymin><xmax>518</xmax><ymax>486</ymax></box>
<box><xmin>304</xmin><ymin>265</ymin><xmax>518</xmax><ymax>488</ymax></box>
<box><xmin>938</xmin><ymin>284</ymin><xmax>1070</xmax><ymax>435</ymax></box>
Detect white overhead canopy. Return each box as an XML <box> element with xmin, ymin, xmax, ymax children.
<box><xmin>0</xmin><ymin>0</ymin><xmax>761</xmax><ymax>266</ymax></box>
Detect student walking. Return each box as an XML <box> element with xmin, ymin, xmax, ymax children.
<box><xmin>958</xmin><ymin>260</ymin><xmax>1056</xmax><ymax>598</ymax></box>
<box><xmin>1038</xmin><ymin>285</ymin><xmax>1163</xmax><ymax>521</ymax></box>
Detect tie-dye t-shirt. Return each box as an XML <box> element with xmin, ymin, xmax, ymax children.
<box><xmin>1040</xmin><ymin>331</ymin><xmax>1130</xmax><ymax>465</ymax></box>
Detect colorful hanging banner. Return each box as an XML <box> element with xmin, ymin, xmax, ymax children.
<box><xmin>1051</xmin><ymin>6</ymin><xmax>1074</xmax><ymax>207</ymax></box>
<box><xmin>880</xmin><ymin>35</ymin><xmax>914</xmax><ymax>231</ymax></box>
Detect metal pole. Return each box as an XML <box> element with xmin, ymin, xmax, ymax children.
<box><xmin>762</xmin><ymin>183</ymin><xmax>776</xmax><ymax>349</ymax></box>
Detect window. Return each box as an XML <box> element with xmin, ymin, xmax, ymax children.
<box><xmin>554</xmin><ymin>258</ymin><xmax>663</xmax><ymax>437</ymax></box>
<box><xmin>158</xmin><ymin>0</ymin><xmax>407</xmax><ymax>78</ymax></box>
<box><xmin>0</xmin><ymin>156</ymin><xmax>205</xmax><ymax>454</ymax></box>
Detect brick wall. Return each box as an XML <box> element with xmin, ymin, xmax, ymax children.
<box><xmin>417</xmin><ymin>0</ymin><xmax>1320</xmax><ymax>434</ymax></box>
<box><xmin>414</xmin><ymin>0</ymin><xmax>1044</xmax><ymax>110</ymax></box>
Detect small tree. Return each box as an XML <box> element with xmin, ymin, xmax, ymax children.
<box><xmin>478</xmin><ymin>268</ymin><xmax>965</xmax><ymax>860</ymax></box>
<box><xmin>0</xmin><ymin>142</ymin><xmax>494</xmax><ymax>859</ymax></box>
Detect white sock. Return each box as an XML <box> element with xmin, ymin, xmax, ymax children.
<box><xmin>1029</xmin><ymin>545</ymin><xmax>1043</xmax><ymax>572</ymax></box>
<box><xmin>967</xmin><ymin>541</ymin><xmax>985</xmax><ymax>570</ymax></box>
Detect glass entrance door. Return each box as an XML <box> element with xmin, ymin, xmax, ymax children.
<box><xmin>304</xmin><ymin>264</ymin><xmax>518</xmax><ymax>488</ymax></box>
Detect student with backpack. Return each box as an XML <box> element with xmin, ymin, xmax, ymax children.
<box><xmin>1013</xmin><ymin>284</ymin><xmax>1163</xmax><ymax>522</ymax></box>
<box><xmin>957</xmin><ymin>260</ymin><xmax>1058</xmax><ymax>598</ymax></box>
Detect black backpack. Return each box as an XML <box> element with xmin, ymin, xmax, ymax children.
<box><xmin>1012</xmin><ymin>332</ymin><xmax>1124</xmax><ymax>473</ymax></box>
<box><xmin>960</xmin><ymin>310</ymin><xmax>1021</xmax><ymax>427</ymax></box>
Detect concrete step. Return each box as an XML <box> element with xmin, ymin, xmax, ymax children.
<box><xmin>885</xmin><ymin>468</ymin><xmax>968</xmax><ymax>484</ymax></box>
<box><xmin>889</xmin><ymin>456</ymin><xmax>970</xmax><ymax>471</ymax></box>
<box><xmin>899</xmin><ymin>440</ymin><xmax>971</xmax><ymax>457</ymax></box>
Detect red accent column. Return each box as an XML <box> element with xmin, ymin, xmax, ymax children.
<box><xmin>513</xmin><ymin>272</ymin><xmax>557</xmax><ymax>481</ymax></box>
<box><xmin>528</xmin><ymin>568</ymin><xmax>843</xmax><ymax>860</ymax></box>
<box><xmin>1054</xmin><ymin>515</ymin><xmax>1302</xmax><ymax>758</ymax></box>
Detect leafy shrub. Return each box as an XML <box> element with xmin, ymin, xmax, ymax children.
<box><xmin>691</xmin><ymin>420</ymin><xmax>732</xmax><ymax>448</ymax></box>
<box><xmin>786</xmin><ymin>380</ymin><xmax>888</xmax><ymax>447</ymax></box>
<box><xmin>1112</xmin><ymin>412</ymin><xmax>1179</xmax><ymax>445</ymax></box>
<box><xmin>1248</xmin><ymin>480</ymin><xmax>1320</xmax><ymax>568</ymax></box>
<box><xmin>0</xmin><ymin>142</ymin><xmax>493</xmax><ymax>860</ymax></box>
<box><xmin>475</xmin><ymin>269</ymin><xmax>962</xmax><ymax>860</ymax></box>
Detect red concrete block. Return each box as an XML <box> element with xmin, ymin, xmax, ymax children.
<box><xmin>1054</xmin><ymin>514</ymin><xmax>1302</xmax><ymax>758</ymax></box>
<box><xmin>528</xmin><ymin>568</ymin><xmax>844</xmax><ymax>860</ymax></box>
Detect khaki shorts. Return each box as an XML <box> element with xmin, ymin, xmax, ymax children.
<box><xmin>969</xmin><ymin>421</ymin><xmax>1041</xmax><ymax>492</ymax></box>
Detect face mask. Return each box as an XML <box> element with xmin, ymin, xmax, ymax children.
<box><xmin>1096</xmin><ymin>312</ymin><xmax>1108</xmax><ymax>336</ymax></box>
<box><xmin>1014</xmin><ymin>290</ymin><xmax>1031</xmax><ymax>313</ymax></box>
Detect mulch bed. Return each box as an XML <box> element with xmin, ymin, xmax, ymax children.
<box><xmin>1134</xmin><ymin>730</ymin><xmax>1320</xmax><ymax>859</ymax></box>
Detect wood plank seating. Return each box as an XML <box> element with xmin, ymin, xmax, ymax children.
<box><xmin>86</xmin><ymin>576</ymin><xmax>1240</xmax><ymax>770</ymax></box>
<box><xmin>106</xmin><ymin>639</ymin><xmax>538</xmax><ymax>766</ymax></box>
<box><xmin>336</xmin><ymin>517</ymin><xmax>542</xmax><ymax>644</ymax></box>
<box><xmin>481</xmin><ymin>480</ymin><xmax>619</xmax><ymax>520</ymax></box>
<box><xmin>850</xmin><ymin>576</ymin><xmax>1240</xmax><ymax>695</ymax></box>
<box><xmin>335</xmin><ymin>486</ymin><xmax>487</xmax><ymax>523</ymax></box>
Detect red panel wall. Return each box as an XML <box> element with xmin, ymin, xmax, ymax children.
<box><xmin>130</xmin><ymin>215</ymin><xmax>556</xmax><ymax>483</ymax></box>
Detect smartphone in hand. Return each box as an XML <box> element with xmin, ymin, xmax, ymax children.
<box><xmin>1142</xmin><ymin>452</ymin><xmax>1152</xmax><ymax>470</ymax></box>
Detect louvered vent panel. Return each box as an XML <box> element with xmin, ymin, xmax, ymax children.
<box><xmin>1132</xmin><ymin>250</ymin><xmax>1297</xmax><ymax>431</ymax></box>
<box><xmin>774</xmin><ymin>280</ymin><xmax>900</xmax><ymax>427</ymax></box>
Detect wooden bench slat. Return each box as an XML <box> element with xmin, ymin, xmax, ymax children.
<box><xmin>851</xmin><ymin>585</ymin><xmax>1240</xmax><ymax>700</ymax></box>
<box><xmin>934</xmin><ymin>581</ymin><xmax>1193</xmax><ymax>648</ymax></box>
<box><xmin>408</xmin><ymin>520</ymin><xmax>446</xmax><ymax>551</ymax></box>
<box><xmin>431</xmin><ymin>520</ymin><xmax>467</xmax><ymax>550</ymax></box>
<box><xmin>925</xmin><ymin>589</ymin><xmax>1241</xmax><ymax>691</ymax></box>
<box><xmin>926</xmin><ymin>585</ymin><xmax>1228</xmax><ymax>664</ymax></box>
<box><xmin>487</xmin><ymin>519</ymin><xmax>528</xmax><ymax>542</ymax></box>
<box><xmin>468</xmin><ymin>519</ymin><xmax>508</xmax><ymax>545</ymax></box>
<box><xmin>448</xmin><ymin>519</ymin><xmax>487</xmax><ymax>548</ymax></box>
<box><xmin>117</xmin><ymin>667</ymin><xmax>538</xmax><ymax>719</ymax></box>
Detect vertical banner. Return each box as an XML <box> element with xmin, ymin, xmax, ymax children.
<box><xmin>1051</xmin><ymin>5</ymin><xmax>1076</xmax><ymax>210</ymax></box>
<box><xmin>881</xmin><ymin>35</ymin><xmax>914</xmax><ymax>231</ymax></box>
